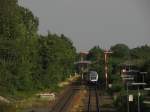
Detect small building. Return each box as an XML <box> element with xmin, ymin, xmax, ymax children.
<box><xmin>74</xmin><ymin>51</ymin><xmax>91</xmax><ymax>79</ymax></box>
<box><xmin>74</xmin><ymin>60</ymin><xmax>91</xmax><ymax>79</ymax></box>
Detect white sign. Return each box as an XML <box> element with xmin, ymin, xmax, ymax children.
<box><xmin>108</xmin><ymin>84</ymin><xmax>112</xmax><ymax>88</ymax></box>
<box><xmin>129</xmin><ymin>95</ymin><xmax>133</xmax><ymax>102</ymax></box>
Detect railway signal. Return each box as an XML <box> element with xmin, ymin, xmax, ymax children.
<box><xmin>104</xmin><ymin>49</ymin><xmax>113</xmax><ymax>89</ymax></box>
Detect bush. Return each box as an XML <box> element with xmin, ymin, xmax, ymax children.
<box><xmin>111</xmin><ymin>83</ymin><xmax>123</xmax><ymax>93</ymax></box>
<box><xmin>0</xmin><ymin>102</ymin><xmax>16</xmax><ymax>112</ymax></box>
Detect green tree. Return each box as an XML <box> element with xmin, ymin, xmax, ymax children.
<box><xmin>0</xmin><ymin>0</ymin><xmax>39</xmax><ymax>92</ymax></box>
<box><xmin>130</xmin><ymin>45</ymin><xmax>150</xmax><ymax>62</ymax></box>
<box><xmin>111</xmin><ymin>44</ymin><xmax>130</xmax><ymax>60</ymax></box>
<box><xmin>37</xmin><ymin>33</ymin><xmax>76</xmax><ymax>89</ymax></box>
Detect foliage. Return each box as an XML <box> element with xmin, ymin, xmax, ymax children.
<box><xmin>130</xmin><ymin>45</ymin><xmax>150</xmax><ymax>60</ymax></box>
<box><xmin>36</xmin><ymin>34</ymin><xmax>76</xmax><ymax>89</ymax></box>
<box><xmin>0</xmin><ymin>0</ymin><xmax>76</xmax><ymax>96</ymax></box>
<box><xmin>111</xmin><ymin>44</ymin><xmax>130</xmax><ymax>60</ymax></box>
<box><xmin>111</xmin><ymin>83</ymin><xmax>123</xmax><ymax>93</ymax></box>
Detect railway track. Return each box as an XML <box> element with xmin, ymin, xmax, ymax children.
<box><xmin>87</xmin><ymin>85</ymin><xmax>100</xmax><ymax>112</ymax></box>
<box><xmin>49</xmin><ymin>82</ymin><xmax>80</xmax><ymax>112</ymax></box>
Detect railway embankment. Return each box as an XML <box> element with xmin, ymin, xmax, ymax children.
<box><xmin>0</xmin><ymin>75</ymin><xmax>80</xmax><ymax>112</ymax></box>
<box><xmin>21</xmin><ymin>75</ymin><xmax>80</xmax><ymax>111</ymax></box>
<box><xmin>69</xmin><ymin>86</ymin><xmax>86</xmax><ymax>112</ymax></box>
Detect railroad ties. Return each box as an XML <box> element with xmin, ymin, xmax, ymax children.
<box><xmin>49</xmin><ymin>81</ymin><xmax>81</xmax><ymax>112</ymax></box>
<box><xmin>49</xmin><ymin>88</ymin><xmax>75</xmax><ymax>112</ymax></box>
<box><xmin>87</xmin><ymin>85</ymin><xmax>100</xmax><ymax>112</ymax></box>
<box><xmin>47</xmin><ymin>80</ymin><xmax>116</xmax><ymax>112</ymax></box>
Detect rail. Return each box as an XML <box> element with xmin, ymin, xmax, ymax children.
<box><xmin>50</xmin><ymin>87</ymin><xmax>77</xmax><ymax>112</ymax></box>
<box><xmin>87</xmin><ymin>85</ymin><xmax>100</xmax><ymax>112</ymax></box>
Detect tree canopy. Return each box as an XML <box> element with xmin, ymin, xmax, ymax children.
<box><xmin>0</xmin><ymin>0</ymin><xmax>76</xmax><ymax>95</ymax></box>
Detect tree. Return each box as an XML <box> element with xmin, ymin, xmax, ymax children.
<box><xmin>130</xmin><ymin>45</ymin><xmax>150</xmax><ymax>60</ymax></box>
<box><xmin>0</xmin><ymin>0</ymin><xmax>39</xmax><ymax>92</ymax></box>
<box><xmin>36</xmin><ymin>33</ymin><xmax>76</xmax><ymax>89</ymax></box>
<box><xmin>0</xmin><ymin>0</ymin><xmax>77</xmax><ymax>96</ymax></box>
<box><xmin>111</xmin><ymin>44</ymin><xmax>130</xmax><ymax>60</ymax></box>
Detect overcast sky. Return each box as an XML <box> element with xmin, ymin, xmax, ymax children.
<box><xmin>18</xmin><ymin>0</ymin><xmax>150</xmax><ymax>51</ymax></box>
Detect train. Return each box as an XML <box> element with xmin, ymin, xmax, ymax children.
<box><xmin>85</xmin><ymin>71</ymin><xmax>99</xmax><ymax>84</ymax></box>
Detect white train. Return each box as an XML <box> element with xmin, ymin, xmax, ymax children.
<box><xmin>85</xmin><ymin>71</ymin><xmax>99</xmax><ymax>83</ymax></box>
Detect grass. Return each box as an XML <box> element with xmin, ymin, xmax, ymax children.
<box><xmin>0</xmin><ymin>75</ymin><xmax>78</xmax><ymax>111</ymax></box>
<box><xmin>0</xmin><ymin>87</ymin><xmax>60</xmax><ymax>112</ymax></box>
<box><xmin>0</xmin><ymin>102</ymin><xmax>16</xmax><ymax>112</ymax></box>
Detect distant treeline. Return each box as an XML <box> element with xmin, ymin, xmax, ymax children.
<box><xmin>87</xmin><ymin>44</ymin><xmax>150</xmax><ymax>84</ymax></box>
<box><xmin>0</xmin><ymin>0</ymin><xmax>76</xmax><ymax>95</ymax></box>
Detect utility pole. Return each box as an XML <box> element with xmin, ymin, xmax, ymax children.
<box><xmin>104</xmin><ymin>50</ymin><xmax>112</xmax><ymax>89</ymax></box>
<box><xmin>131</xmin><ymin>83</ymin><xmax>146</xmax><ymax>112</ymax></box>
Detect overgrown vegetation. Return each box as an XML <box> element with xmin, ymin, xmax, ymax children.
<box><xmin>0</xmin><ymin>0</ymin><xmax>76</xmax><ymax>96</ymax></box>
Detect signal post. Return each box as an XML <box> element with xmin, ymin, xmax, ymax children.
<box><xmin>104</xmin><ymin>50</ymin><xmax>112</xmax><ymax>89</ymax></box>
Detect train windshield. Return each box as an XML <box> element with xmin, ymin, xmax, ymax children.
<box><xmin>90</xmin><ymin>71</ymin><xmax>98</xmax><ymax>76</ymax></box>
<box><xmin>91</xmin><ymin>76</ymin><xmax>96</xmax><ymax>80</ymax></box>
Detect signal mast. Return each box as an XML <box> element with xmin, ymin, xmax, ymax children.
<box><xmin>104</xmin><ymin>49</ymin><xmax>113</xmax><ymax>89</ymax></box>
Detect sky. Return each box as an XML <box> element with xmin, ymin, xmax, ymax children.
<box><xmin>18</xmin><ymin>0</ymin><xmax>150</xmax><ymax>51</ymax></box>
